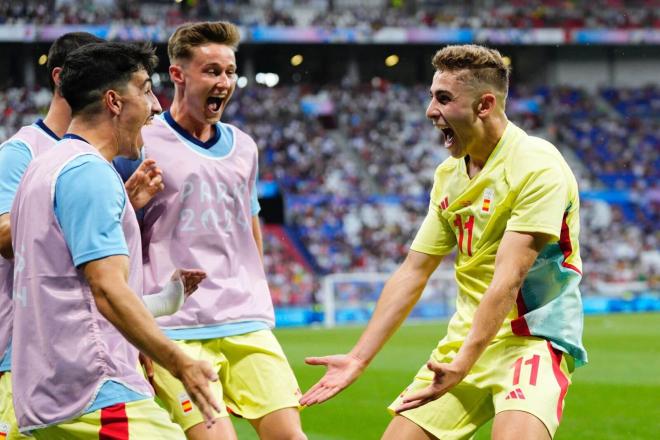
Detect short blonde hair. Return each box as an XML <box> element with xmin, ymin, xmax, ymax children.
<box><xmin>168</xmin><ymin>21</ymin><xmax>240</xmax><ymax>63</ymax></box>
<box><xmin>432</xmin><ymin>45</ymin><xmax>510</xmax><ymax>97</ymax></box>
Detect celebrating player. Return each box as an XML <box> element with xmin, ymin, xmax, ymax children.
<box><xmin>0</xmin><ymin>32</ymin><xmax>105</xmax><ymax>440</ymax></box>
<box><xmin>0</xmin><ymin>32</ymin><xmax>173</xmax><ymax>440</ymax></box>
<box><xmin>301</xmin><ymin>44</ymin><xmax>587</xmax><ymax>440</ymax></box>
<box><xmin>114</xmin><ymin>21</ymin><xmax>306</xmax><ymax>440</ymax></box>
<box><xmin>9</xmin><ymin>42</ymin><xmax>221</xmax><ymax>439</ymax></box>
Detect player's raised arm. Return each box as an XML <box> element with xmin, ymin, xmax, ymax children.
<box><xmin>300</xmin><ymin>249</ymin><xmax>444</xmax><ymax>406</ymax></box>
<box><xmin>83</xmin><ymin>255</ymin><xmax>221</xmax><ymax>425</ymax></box>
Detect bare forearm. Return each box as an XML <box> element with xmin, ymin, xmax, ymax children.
<box><xmin>452</xmin><ymin>276</ymin><xmax>521</xmax><ymax>371</ymax></box>
<box><xmin>350</xmin><ymin>265</ymin><xmax>430</xmax><ymax>365</ymax></box>
<box><xmin>452</xmin><ymin>232</ymin><xmax>546</xmax><ymax>372</ymax></box>
<box><xmin>252</xmin><ymin>216</ymin><xmax>263</xmax><ymax>261</ymax></box>
<box><xmin>0</xmin><ymin>214</ymin><xmax>12</xmax><ymax>259</ymax></box>
<box><xmin>91</xmin><ymin>278</ymin><xmax>181</xmax><ymax>375</ymax></box>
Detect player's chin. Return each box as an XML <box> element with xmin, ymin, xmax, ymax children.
<box><xmin>203</xmin><ymin>109</ymin><xmax>223</xmax><ymax>124</ymax></box>
<box><xmin>447</xmin><ymin>144</ymin><xmax>466</xmax><ymax>159</ymax></box>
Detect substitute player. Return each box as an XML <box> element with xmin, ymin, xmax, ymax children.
<box><xmin>301</xmin><ymin>44</ymin><xmax>587</xmax><ymax>440</ymax></box>
<box><xmin>10</xmin><ymin>42</ymin><xmax>221</xmax><ymax>438</ymax></box>
<box><xmin>114</xmin><ymin>21</ymin><xmax>306</xmax><ymax>440</ymax></box>
<box><xmin>0</xmin><ymin>32</ymin><xmax>170</xmax><ymax>440</ymax></box>
<box><xmin>0</xmin><ymin>32</ymin><xmax>104</xmax><ymax>440</ymax></box>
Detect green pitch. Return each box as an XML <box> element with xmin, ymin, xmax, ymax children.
<box><xmin>233</xmin><ymin>313</ymin><xmax>660</xmax><ymax>439</ymax></box>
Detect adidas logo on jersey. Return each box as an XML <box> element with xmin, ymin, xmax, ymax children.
<box><xmin>439</xmin><ymin>196</ymin><xmax>449</xmax><ymax>210</ymax></box>
<box><xmin>504</xmin><ymin>388</ymin><xmax>526</xmax><ymax>400</ymax></box>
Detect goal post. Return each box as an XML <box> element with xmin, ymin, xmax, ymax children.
<box><xmin>321</xmin><ymin>269</ymin><xmax>457</xmax><ymax>328</ymax></box>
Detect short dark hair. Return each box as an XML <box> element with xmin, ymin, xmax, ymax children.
<box><xmin>46</xmin><ymin>32</ymin><xmax>104</xmax><ymax>91</ymax></box>
<box><xmin>60</xmin><ymin>42</ymin><xmax>158</xmax><ymax>116</ymax></box>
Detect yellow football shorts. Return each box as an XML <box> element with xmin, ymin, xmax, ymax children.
<box><xmin>0</xmin><ymin>372</ymin><xmax>31</xmax><ymax>439</ymax></box>
<box><xmin>31</xmin><ymin>398</ymin><xmax>184</xmax><ymax>439</ymax></box>
<box><xmin>151</xmin><ymin>329</ymin><xmax>301</xmax><ymax>432</ymax></box>
<box><xmin>388</xmin><ymin>336</ymin><xmax>573</xmax><ymax>440</ymax></box>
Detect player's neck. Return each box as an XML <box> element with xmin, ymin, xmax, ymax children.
<box><xmin>466</xmin><ymin>114</ymin><xmax>508</xmax><ymax>172</ymax></box>
<box><xmin>67</xmin><ymin>117</ymin><xmax>118</xmax><ymax>163</ymax></box>
<box><xmin>42</xmin><ymin>93</ymin><xmax>72</xmax><ymax>138</ymax></box>
<box><xmin>169</xmin><ymin>101</ymin><xmax>215</xmax><ymax>143</ymax></box>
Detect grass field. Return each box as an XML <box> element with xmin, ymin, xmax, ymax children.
<box><xmin>231</xmin><ymin>313</ymin><xmax>660</xmax><ymax>439</ymax></box>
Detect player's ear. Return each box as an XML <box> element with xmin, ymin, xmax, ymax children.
<box><xmin>476</xmin><ymin>93</ymin><xmax>496</xmax><ymax>118</ymax></box>
<box><xmin>105</xmin><ymin>89</ymin><xmax>122</xmax><ymax>117</ymax></box>
<box><xmin>51</xmin><ymin>67</ymin><xmax>63</xmax><ymax>88</ymax></box>
<box><xmin>169</xmin><ymin>64</ymin><xmax>184</xmax><ymax>85</ymax></box>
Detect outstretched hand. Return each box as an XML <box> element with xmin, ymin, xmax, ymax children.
<box><xmin>300</xmin><ymin>354</ymin><xmax>367</xmax><ymax>406</ymax></box>
<box><xmin>171</xmin><ymin>269</ymin><xmax>206</xmax><ymax>299</ymax></box>
<box><xmin>395</xmin><ymin>360</ymin><xmax>466</xmax><ymax>413</ymax></box>
<box><xmin>125</xmin><ymin>158</ymin><xmax>164</xmax><ymax>210</ymax></box>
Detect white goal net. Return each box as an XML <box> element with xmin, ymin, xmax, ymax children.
<box><xmin>321</xmin><ymin>268</ymin><xmax>457</xmax><ymax>328</ymax></box>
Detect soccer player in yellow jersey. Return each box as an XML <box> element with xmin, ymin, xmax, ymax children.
<box><xmin>301</xmin><ymin>44</ymin><xmax>587</xmax><ymax>440</ymax></box>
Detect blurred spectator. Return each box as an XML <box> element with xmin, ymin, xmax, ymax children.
<box><xmin>0</xmin><ymin>0</ymin><xmax>657</xmax><ymax>29</ymax></box>
<box><xmin>0</xmin><ymin>81</ymin><xmax>657</xmax><ymax>301</ymax></box>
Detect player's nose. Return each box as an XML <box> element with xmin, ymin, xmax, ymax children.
<box><xmin>150</xmin><ymin>91</ymin><xmax>163</xmax><ymax>114</ymax></box>
<box><xmin>426</xmin><ymin>100</ymin><xmax>439</xmax><ymax>120</ymax></box>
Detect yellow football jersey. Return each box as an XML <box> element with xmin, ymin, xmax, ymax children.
<box><xmin>412</xmin><ymin>122</ymin><xmax>587</xmax><ymax>366</ymax></box>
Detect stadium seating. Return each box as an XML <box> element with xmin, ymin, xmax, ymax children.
<box><xmin>0</xmin><ymin>81</ymin><xmax>657</xmax><ymax>301</ymax></box>
<box><xmin>1</xmin><ymin>0</ymin><xmax>658</xmax><ymax>29</ymax></box>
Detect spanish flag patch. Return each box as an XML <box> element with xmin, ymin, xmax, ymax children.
<box><xmin>482</xmin><ymin>188</ymin><xmax>494</xmax><ymax>213</ymax></box>
<box><xmin>179</xmin><ymin>393</ymin><xmax>193</xmax><ymax>414</ymax></box>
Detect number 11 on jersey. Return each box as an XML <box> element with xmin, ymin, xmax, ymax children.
<box><xmin>454</xmin><ymin>214</ymin><xmax>475</xmax><ymax>256</ymax></box>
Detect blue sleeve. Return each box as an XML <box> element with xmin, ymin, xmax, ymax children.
<box><xmin>250</xmin><ymin>164</ymin><xmax>260</xmax><ymax>216</ymax></box>
<box><xmin>0</xmin><ymin>140</ymin><xmax>33</xmax><ymax>214</ymax></box>
<box><xmin>251</xmin><ymin>180</ymin><xmax>261</xmax><ymax>216</ymax></box>
<box><xmin>54</xmin><ymin>156</ymin><xmax>128</xmax><ymax>267</ymax></box>
<box><xmin>112</xmin><ymin>152</ymin><xmax>143</xmax><ymax>183</ymax></box>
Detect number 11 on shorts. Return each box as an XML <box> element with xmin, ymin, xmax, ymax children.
<box><xmin>512</xmin><ymin>354</ymin><xmax>540</xmax><ymax>386</ymax></box>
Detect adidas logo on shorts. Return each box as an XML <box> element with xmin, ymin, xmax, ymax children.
<box><xmin>504</xmin><ymin>388</ymin><xmax>526</xmax><ymax>400</ymax></box>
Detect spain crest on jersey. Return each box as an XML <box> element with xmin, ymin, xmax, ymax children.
<box><xmin>0</xmin><ymin>421</ymin><xmax>9</xmax><ymax>439</ymax></box>
<box><xmin>482</xmin><ymin>188</ymin><xmax>494</xmax><ymax>213</ymax></box>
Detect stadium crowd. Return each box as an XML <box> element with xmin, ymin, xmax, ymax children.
<box><xmin>0</xmin><ymin>81</ymin><xmax>657</xmax><ymax>303</ymax></box>
<box><xmin>1</xmin><ymin>0</ymin><xmax>658</xmax><ymax>29</ymax></box>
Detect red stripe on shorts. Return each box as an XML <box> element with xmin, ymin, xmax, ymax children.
<box><xmin>99</xmin><ymin>403</ymin><xmax>129</xmax><ymax>440</ymax></box>
<box><xmin>547</xmin><ymin>341</ymin><xmax>569</xmax><ymax>423</ymax></box>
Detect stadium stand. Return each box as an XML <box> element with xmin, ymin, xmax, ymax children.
<box><xmin>1</xmin><ymin>80</ymin><xmax>657</xmax><ymax>303</ymax></box>
<box><xmin>1</xmin><ymin>0</ymin><xmax>658</xmax><ymax>29</ymax></box>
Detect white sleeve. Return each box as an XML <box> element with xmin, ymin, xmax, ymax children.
<box><xmin>142</xmin><ymin>278</ymin><xmax>185</xmax><ymax>317</ymax></box>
